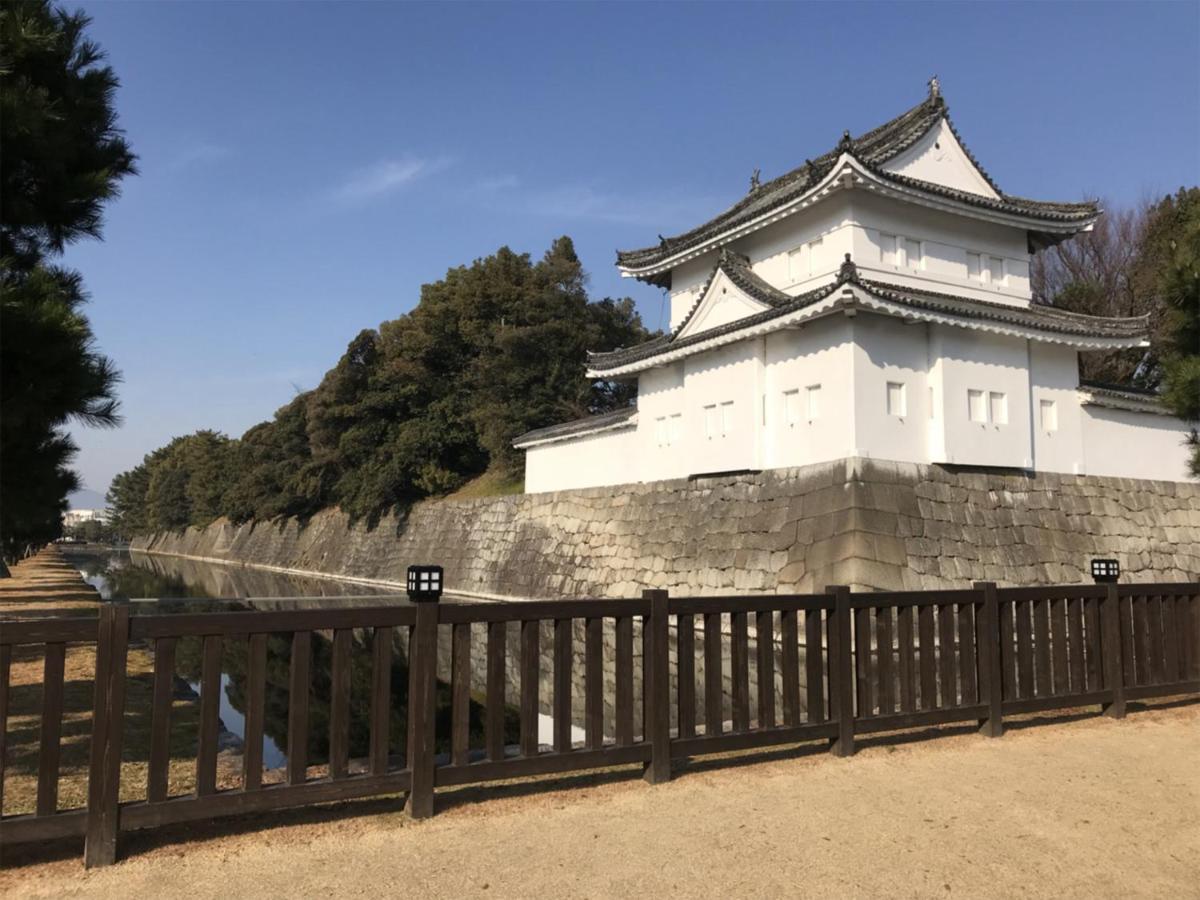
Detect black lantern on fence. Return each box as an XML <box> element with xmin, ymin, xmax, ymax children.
<box><xmin>1091</xmin><ymin>558</ymin><xmax>1120</xmax><ymax>584</ymax></box>
<box><xmin>407</xmin><ymin>565</ymin><xmax>444</xmax><ymax>601</ymax></box>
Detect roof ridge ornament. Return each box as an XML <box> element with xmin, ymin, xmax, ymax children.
<box><xmin>838</xmin><ymin>253</ymin><xmax>859</xmax><ymax>283</ymax></box>
<box><xmin>928</xmin><ymin>74</ymin><xmax>940</xmax><ymax>99</ymax></box>
<box><xmin>837</xmin><ymin>130</ymin><xmax>854</xmax><ymax>153</ymax></box>
<box><xmin>749</xmin><ymin>167</ymin><xmax>761</xmax><ymax>193</ymax></box>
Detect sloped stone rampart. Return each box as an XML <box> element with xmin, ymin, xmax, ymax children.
<box><xmin>132</xmin><ymin>458</ymin><xmax>1200</xmax><ymax>595</ymax></box>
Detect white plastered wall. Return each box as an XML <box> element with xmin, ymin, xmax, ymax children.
<box><xmin>522</xmin><ymin>426</ymin><xmax>639</xmax><ymax>494</ymax></box>
<box><xmin>638</xmin><ymin>362</ymin><xmax>686</xmax><ymax>482</ymax></box>
<box><xmin>1028</xmin><ymin>342</ymin><xmax>1086</xmax><ymax>475</ymax></box>
<box><xmin>848</xmin><ymin>192</ymin><xmax>1033</xmax><ymax>304</ymax></box>
<box><xmin>763</xmin><ymin>316</ymin><xmax>856</xmax><ymax>468</ymax></box>
<box><xmin>1081</xmin><ymin>406</ymin><xmax>1193</xmax><ymax>482</ymax></box>
<box><xmin>849</xmin><ymin>315</ymin><xmax>931</xmax><ymax>463</ymax></box>
<box><xmin>930</xmin><ymin>325</ymin><xmax>1033</xmax><ymax>468</ymax></box>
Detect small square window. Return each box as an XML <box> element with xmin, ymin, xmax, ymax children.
<box><xmin>668</xmin><ymin>413</ymin><xmax>682</xmax><ymax>444</ymax></box>
<box><xmin>783</xmin><ymin>389</ymin><xmax>801</xmax><ymax>427</ymax></box>
<box><xmin>806</xmin><ymin>384</ymin><xmax>821</xmax><ymax>420</ymax></box>
<box><xmin>887</xmin><ymin>381</ymin><xmax>907</xmax><ymax>417</ymax></box>
<box><xmin>968</xmin><ymin>389</ymin><xmax>987</xmax><ymax>423</ymax></box>
<box><xmin>989</xmin><ymin>392</ymin><xmax>1008</xmax><ymax>425</ymax></box>
<box><xmin>905</xmin><ymin>238</ymin><xmax>922</xmax><ymax>271</ymax></box>
<box><xmin>787</xmin><ymin>247</ymin><xmax>804</xmax><ymax>282</ymax></box>
<box><xmin>806</xmin><ymin>238</ymin><xmax>823</xmax><ymax>276</ymax></box>
<box><xmin>989</xmin><ymin>257</ymin><xmax>1005</xmax><ymax>286</ymax></box>
<box><xmin>720</xmin><ymin>401</ymin><xmax>734</xmax><ymax>436</ymax></box>
<box><xmin>881</xmin><ymin>233</ymin><xmax>899</xmax><ymax>267</ymax></box>
<box><xmin>1040</xmin><ymin>399</ymin><xmax>1058</xmax><ymax>432</ymax></box>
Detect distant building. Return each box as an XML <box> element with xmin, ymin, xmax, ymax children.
<box><xmin>64</xmin><ymin>508</ymin><xmax>111</xmax><ymax>527</ymax></box>
<box><xmin>516</xmin><ymin>81</ymin><xmax>1192</xmax><ymax>492</ymax></box>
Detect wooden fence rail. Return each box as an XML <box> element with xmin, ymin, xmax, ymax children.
<box><xmin>1</xmin><ymin>580</ymin><xmax>1197</xmax><ymax>867</ymax></box>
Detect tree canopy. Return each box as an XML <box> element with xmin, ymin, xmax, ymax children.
<box><xmin>1</xmin><ymin>0</ymin><xmax>136</xmax><ymax>561</ymax></box>
<box><xmin>1035</xmin><ymin>187</ymin><xmax>1200</xmax><ymax>472</ymax></box>
<box><xmin>108</xmin><ymin>238</ymin><xmax>653</xmax><ymax>535</ymax></box>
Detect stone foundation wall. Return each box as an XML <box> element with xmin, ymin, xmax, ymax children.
<box><xmin>132</xmin><ymin>457</ymin><xmax>1200</xmax><ymax>596</ymax></box>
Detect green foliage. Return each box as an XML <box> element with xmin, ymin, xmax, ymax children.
<box><xmin>0</xmin><ymin>0</ymin><xmax>135</xmax><ymax>560</ymax></box>
<box><xmin>1154</xmin><ymin>188</ymin><xmax>1200</xmax><ymax>474</ymax></box>
<box><xmin>110</xmin><ymin>237</ymin><xmax>654</xmax><ymax>534</ymax></box>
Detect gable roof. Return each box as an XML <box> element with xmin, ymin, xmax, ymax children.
<box><xmin>587</xmin><ymin>256</ymin><xmax>1148</xmax><ymax>377</ymax></box>
<box><xmin>669</xmin><ymin>248</ymin><xmax>793</xmax><ymax>339</ymax></box>
<box><xmin>616</xmin><ymin>87</ymin><xmax>1099</xmax><ymax>283</ymax></box>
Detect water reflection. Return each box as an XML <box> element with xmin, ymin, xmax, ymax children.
<box><xmin>67</xmin><ymin>546</ymin><xmax>392</xmax><ymax>601</ymax></box>
<box><xmin>60</xmin><ymin>548</ymin><xmax>508</xmax><ymax>771</ymax></box>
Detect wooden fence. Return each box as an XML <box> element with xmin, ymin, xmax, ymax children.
<box><xmin>1</xmin><ymin>581</ymin><xmax>1197</xmax><ymax>867</ymax></box>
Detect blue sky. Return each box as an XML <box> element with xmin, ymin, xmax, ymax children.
<box><xmin>64</xmin><ymin>0</ymin><xmax>1199</xmax><ymax>504</ymax></box>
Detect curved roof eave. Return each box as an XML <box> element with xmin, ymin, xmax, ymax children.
<box><xmin>617</xmin><ymin>158</ymin><xmax>1099</xmax><ymax>281</ymax></box>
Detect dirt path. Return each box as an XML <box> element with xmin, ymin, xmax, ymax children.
<box><xmin>3</xmin><ymin>703</ymin><xmax>1197</xmax><ymax>898</ymax></box>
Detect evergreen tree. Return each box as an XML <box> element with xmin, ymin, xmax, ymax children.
<box><xmin>1</xmin><ymin>0</ymin><xmax>135</xmax><ymax>560</ymax></box>
<box><xmin>108</xmin><ymin>238</ymin><xmax>655</xmax><ymax>533</ymax></box>
<box><xmin>1155</xmin><ymin>188</ymin><xmax>1200</xmax><ymax>474</ymax></box>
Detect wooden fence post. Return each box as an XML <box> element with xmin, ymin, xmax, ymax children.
<box><xmin>84</xmin><ymin>602</ymin><xmax>130</xmax><ymax>868</ymax></box>
<box><xmin>1102</xmin><ymin>583</ymin><xmax>1127</xmax><ymax>719</ymax></box>
<box><xmin>644</xmin><ymin>589</ymin><xmax>671</xmax><ymax>784</ymax></box>
<box><xmin>406</xmin><ymin>594</ymin><xmax>440</xmax><ymax>819</ymax></box>
<box><xmin>827</xmin><ymin>585</ymin><xmax>855</xmax><ymax>758</ymax></box>
<box><xmin>973</xmin><ymin>582</ymin><xmax>1003</xmax><ymax>738</ymax></box>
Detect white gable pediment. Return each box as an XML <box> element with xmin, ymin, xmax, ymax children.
<box><xmin>881</xmin><ymin>118</ymin><xmax>1000</xmax><ymax>200</ymax></box>
<box><xmin>675</xmin><ymin>269</ymin><xmax>770</xmax><ymax>340</ymax></box>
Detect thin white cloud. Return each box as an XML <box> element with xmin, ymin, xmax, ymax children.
<box><xmin>333</xmin><ymin>156</ymin><xmax>453</xmax><ymax>203</ymax></box>
<box><xmin>468</xmin><ymin>177</ymin><xmax>723</xmax><ymax>229</ymax></box>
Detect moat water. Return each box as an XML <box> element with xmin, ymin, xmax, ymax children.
<box><xmin>58</xmin><ymin>548</ymin><xmax>551</xmax><ymax>770</ymax></box>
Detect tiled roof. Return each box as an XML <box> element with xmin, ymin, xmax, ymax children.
<box><xmin>855</xmin><ymin>278</ymin><xmax>1149</xmax><ymax>340</ymax></box>
<box><xmin>1077</xmin><ymin>380</ymin><xmax>1167</xmax><ymax>413</ymax></box>
<box><xmin>587</xmin><ymin>257</ymin><xmax>1148</xmax><ymax>374</ymax></box>
<box><xmin>512</xmin><ymin>406</ymin><xmax>637</xmax><ymax>447</ymax></box>
<box><xmin>616</xmin><ymin>91</ymin><xmax>1099</xmax><ymax>276</ymax></box>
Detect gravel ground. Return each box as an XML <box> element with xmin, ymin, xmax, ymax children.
<box><xmin>3</xmin><ymin>702</ymin><xmax>1197</xmax><ymax>899</ymax></box>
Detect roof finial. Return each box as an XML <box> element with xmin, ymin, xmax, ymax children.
<box><xmin>749</xmin><ymin>167</ymin><xmax>761</xmax><ymax>193</ymax></box>
<box><xmin>658</xmin><ymin>233</ymin><xmax>668</xmax><ymax>247</ymax></box>
<box><xmin>837</xmin><ymin>129</ymin><xmax>853</xmax><ymax>153</ymax></box>
<box><xmin>838</xmin><ymin>253</ymin><xmax>858</xmax><ymax>283</ymax></box>
<box><xmin>928</xmin><ymin>74</ymin><xmax>940</xmax><ymax>99</ymax></box>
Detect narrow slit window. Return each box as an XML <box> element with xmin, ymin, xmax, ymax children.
<box><xmin>967</xmin><ymin>252</ymin><xmax>982</xmax><ymax>282</ymax></box>
<box><xmin>887</xmin><ymin>381</ymin><xmax>907</xmax><ymax>417</ymax></box>
<box><xmin>703</xmin><ymin>404</ymin><xmax>718</xmax><ymax>439</ymax></box>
